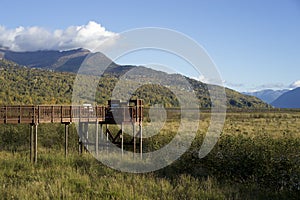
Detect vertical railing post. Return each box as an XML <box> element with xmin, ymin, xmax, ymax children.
<box><xmin>79</xmin><ymin>106</ymin><xmax>81</xmax><ymax>122</ymax></box>
<box><xmin>61</xmin><ymin>106</ymin><xmax>63</xmax><ymax>123</ymax></box>
<box><xmin>70</xmin><ymin>105</ymin><xmax>72</xmax><ymax>122</ymax></box>
<box><xmin>33</xmin><ymin>106</ymin><xmax>35</xmax><ymax>124</ymax></box>
<box><xmin>5</xmin><ymin>106</ymin><xmax>7</xmax><ymax>123</ymax></box>
<box><xmin>51</xmin><ymin>106</ymin><xmax>54</xmax><ymax>123</ymax></box>
<box><xmin>95</xmin><ymin>106</ymin><xmax>98</xmax><ymax>119</ymax></box>
<box><xmin>123</xmin><ymin>107</ymin><xmax>126</xmax><ymax>122</ymax></box>
<box><xmin>88</xmin><ymin>106</ymin><xmax>90</xmax><ymax>122</ymax></box>
<box><xmin>37</xmin><ymin>106</ymin><xmax>40</xmax><ymax>124</ymax></box>
<box><xmin>19</xmin><ymin>105</ymin><xmax>21</xmax><ymax>123</ymax></box>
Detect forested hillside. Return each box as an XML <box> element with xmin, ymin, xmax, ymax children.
<box><xmin>0</xmin><ymin>59</ymin><xmax>269</xmax><ymax>108</ymax></box>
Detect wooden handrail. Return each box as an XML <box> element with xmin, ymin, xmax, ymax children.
<box><xmin>0</xmin><ymin>105</ymin><xmax>142</xmax><ymax>124</ymax></box>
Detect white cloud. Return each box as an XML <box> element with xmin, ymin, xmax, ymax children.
<box><xmin>243</xmin><ymin>81</ymin><xmax>299</xmax><ymax>92</ymax></box>
<box><xmin>0</xmin><ymin>21</ymin><xmax>118</xmax><ymax>52</ymax></box>
<box><xmin>290</xmin><ymin>80</ymin><xmax>300</xmax><ymax>89</ymax></box>
<box><xmin>198</xmin><ymin>75</ymin><xmax>209</xmax><ymax>83</ymax></box>
<box><xmin>223</xmin><ymin>80</ymin><xmax>244</xmax><ymax>88</ymax></box>
<box><xmin>197</xmin><ymin>75</ymin><xmax>225</xmax><ymax>86</ymax></box>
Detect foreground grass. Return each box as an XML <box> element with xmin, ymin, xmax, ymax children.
<box><xmin>0</xmin><ymin>151</ymin><xmax>227</xmax><ymax>200</ymax></box>
<box><xmin>0</xmin><ymin>110</ymin><xmax>300</xmax><ymax>199</ymax></box>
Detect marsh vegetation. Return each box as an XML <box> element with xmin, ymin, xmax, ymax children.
<box><xmin>0</xmin><ymin>110</ymin><xmax>299</xmax><ymax>199</ymax></box>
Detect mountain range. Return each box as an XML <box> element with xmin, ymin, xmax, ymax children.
<box><xmin>0</xmin><ymin>48</ymin><xmax>270</xmax><ymax>109</ymax></box>
<box><xmin>244</xmin><ymin>88</ymin><xmax>300</xmax><ymax>108</ymax></box>
<box><xmin>271</xmin><ymin>87</ymin><xmax>300</xmax><ymax>108</ymax></box>
<box><xmin>243</xmin><ymin>89</ymin><xmax>289</xmax><ymax>104</ymax></box>
<box><xmin>0</xmin><ymin>47</ymin><xmax>94</xmax><ymax>72</ymax></box>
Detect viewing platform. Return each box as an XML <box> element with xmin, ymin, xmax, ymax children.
<box><xmin>0</xmin><ymin>99</ymin><xmax>143</xmax><ymax>125</ymax></box>
<box><xmin>0</xmin><ymin>99</ymin><xmax>143</xmax><ymax>163</ymax></box>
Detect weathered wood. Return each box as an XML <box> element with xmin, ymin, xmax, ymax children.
<box><xmin>100</xmin><ymin>123</ymin><xmax>103</xmax><ymax>151</ymax></box>
<box><xmin>79</xmin><ymin>122</ymin><xmax>83</xmax><ymax>154</ymax></box>
<box><xmin>84</xmin><ymin>123</ymin><xmax>89</xmax><ymax>151</ymax></box>
<box><xmin>30</xmin><ymin>124</ymin><xmax>34</xmax><ymax>163</ymax></box>
<box><xmin>0</xmin><ymin>102</ymin><xmax>142</xmax><ymax>125</ymax></box>
<box><xmin>0</xmin><ymin>105</ymin><xmax>108</xmax><ymax>124</ymax></box>
<box><xmin>5</xmin><ymin>106</ymin><xmax>7</xmax><ymax>123</ymax></box>
<box><xmin>64</xmin><ymin>123</ymin><xmax>69</xmax><ymax>158</ymax></box>
<box><xmin>140</xmin><ymin>123</ymin><xmax>143</xmax><ymax>159</ymax></box>
<box><xmin>34</xmin><ymin>123</ymin><xmax>38</xmax><ymax>164</ymax></box>
<box><xmin>133</xmin><ymin>123</ymin><xmax>136</xmax><ymax>155</ymax></box>
<box><xmin>121</xmin><ymin>123</ymin><xmax>124</xmax><ymax>157</ymax></box>
<box><xmin>106</xmin><ymin>124</ymin><xmax>109</xmax><ymax>152</ymax></box>
<box><xmin>95</xmin><ymin>119</ymin><xmax>99</xmax><ymax>156</ymax></box>
<box><xmin>0</xmin><ymin>100</ymin><xmax>144</xmax><ymax>162</ymax></box>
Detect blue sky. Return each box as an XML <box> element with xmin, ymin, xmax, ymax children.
<box><xmin>0</xmin><ymin>0</ymin><xmax>299</xmax><ymax>92</ymax></box>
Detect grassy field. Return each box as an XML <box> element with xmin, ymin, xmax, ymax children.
<box><xmin>0</xmin><ymin>110</ymin><xmax>299</xmax><ymax>199</ymax></box>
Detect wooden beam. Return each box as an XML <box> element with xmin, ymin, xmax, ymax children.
<box><xmin>84</xmin><ymin>122</ymin><xmax>89</xmax><ymax>151</ymax></box>
<box><xmin>121</xmin><ymin>123</ymin><xmax>124</xmax><ymax>157</ymax></box>
<box><xmin>19</xmin><ymin>105</ymin><xmax>21</xmax><ymax>123</ymax></box>
<box><xmin>95</xmin><ymin>119</ymin><xmax>99</xmax><ymax>156</ymax></box>
<box><xmin>106</xmin><ymin>128</ymin><xmax>114</xmax><ymax>141</ymax></box>
<box><xmin>5</xmin><ymin>106</ymin><xmax>7</xmax><ymax>123</ymax></box>
<box><xmin>106</xmin><ymin>124</ymin><xmax>109</xmax><ymax>152</ymax></box>
<box><xmin>112</xmin><ymin>129</ymin><xmax>122</xmax><ymax>143</ymax></box>
<box><xmin>79</xmin><ymin>122</ymin><xmax>83</xmax><ymax>154</ymax></box>
<box><xmin>30</xmin><ymin>124</ymin><xmax>34</xmax><ymax>163</ymax></box>
<box><xmin>133</xmin><ymin>123</ymin><xmax>136</xmax><ymax>156</ymax></box>
<box><xmin>64</xmin><ymin>123</ymin><xmax>69</xmax><ymax>158</ymax></box>
<box><xmin>140</xmin><ymin>123</ymin><xmax>143</xmax><ymax>159</ymax></box>
<box><xmin>34</xmin><ymin>123</ymin><xmax>38</xmax><ymax>164</ymax></box>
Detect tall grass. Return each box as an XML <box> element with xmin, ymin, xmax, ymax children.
<box><xmin>0</xmin><ymin>111</ymin><xmax>299</xmax><ymax>199</ymax></box>
<box><xmin>0</xmin><ymin>151</ymin><xmax>229</xmax><ymax>199</ymax></box>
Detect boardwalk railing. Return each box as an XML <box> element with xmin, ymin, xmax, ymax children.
<box><xmin>0</xmin><ymin>105</ymin><xmax>106</xmax><ymax>124</ymax></box>
<box><xmin>0</xmin><ymin>100</ymin><xmax>144</xmax><ymax>163</ymax></box>
<box><xmin>0</xmin><ymin>105</ymin><xmax>143</xmax><ymax>124</ymax></box>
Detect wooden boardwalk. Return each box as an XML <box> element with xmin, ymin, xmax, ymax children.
<box><xmin>0</xmin><ymin>100</ymin><xmax>143</xmax><ymax>163</ymax></box>
<box><xmin>0</xmin><ymin>102</ymin><xmax>143</xmax><ymax>125</ymax></box>
<box><xmin>0</xmin><ymin>105</ymin><xmax>142</xmax><ymax>124</ymax></box>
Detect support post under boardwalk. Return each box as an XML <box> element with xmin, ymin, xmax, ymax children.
<box><xmin>121</xmin><ymin>123</ymin><xmax>124</xmax><ymax>157</ymax></box>
<box><xmin>34</xmin><ymin>123</ymin><xmax>38</xmax><ymax>164</ymax></box>
<box><xmin>64</xmin><ymin>123</ymin><xmax>69</xmax><ymax>158</ymax></box>
<box><xmin>133</xmin><ymin>123</ymin><xmax>136</xmax><ymax>157</ymax></box>
<box><xmin>106</xmin><ymin>124</ymin><xmax>108</xmax><ymax>152</ymax></box>
<box><xmin>100</xmin><ymin>124</ymin><xmax>103</xmax><ymax>150</ymax></box>
<box><xmin>30</xmin><ymin>124</ymin><xmax>34</xmax><ymax>163</ymax></box>
<box><xmin>84</xmin><ymin>122</ymin><xmax>89</xmax><ymax>151</ymax></box>
<box><xmin>140</xmin><ymin>123</ymin><xmax>143</xmax><ymax>159</ymax></box>
<box><xmin>79</xmin><ymin>122</ymin><xmax>83</xmax><ymax>154</ymax></box>
<box><xmin>95</xmin><ymin>119</ymin><xmax>99</xmax><ymax>156</ymax></box>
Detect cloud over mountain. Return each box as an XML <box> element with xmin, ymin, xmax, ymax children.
<box><xmin>290</xmin><ymin>80</ymin><xmax>300</xmax><ymax>89</ymax></box>
<box><xmin>0</xmin><ymin>21</ymin><xmax>118</xmax><ymax>52</ymax></box>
